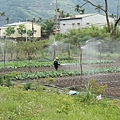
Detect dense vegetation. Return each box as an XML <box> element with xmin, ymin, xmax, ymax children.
<box><xmin>56</xmin><ymin>25</ymin><xmax>120</xmax><ymax>44</ymax></box>
<box><xmin>0</xmin><ymin>26</ymin><xmax>120</xmax><ymax>94</ymax></box>
<box><xmin>0</xmin><ymin>0</ymin><xmax>118</xmax><ymax>24</ymax></box>
<box><xmin>0</xmin><ymin>86</ymin><xmax>119</xmax><ymax>120</ymax></box>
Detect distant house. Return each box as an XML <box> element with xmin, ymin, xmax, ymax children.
<box><xmin>0</xmin><ymin>21</ymin><xmax>41</xmax><ymax>39</ymax></box>
<box><xmin>59</xmin><ymin>13</ymin><xmax>115</xmax><ymax>33</ymax></box>
<box><xmin>0</xmin><ymin>26</ymin><xmax>7</xmax><ymax>38</ymax></box>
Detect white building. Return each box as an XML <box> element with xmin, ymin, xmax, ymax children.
<box><xmin>59</xmin><ymin>13</ymin><xmax>115</xmax><ymax>33</ymax></box>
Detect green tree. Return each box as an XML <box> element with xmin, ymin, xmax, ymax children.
<box><xmin>17</xmin><ymin>24</ymin><xmax>26</xmax><ymax>37</ymax></box>
<box><xmin>20</xmin><ymin>41</ymin><xmax>40</xmax><ymax>72</ymax></box>
<box><xmin>27</xmin><ymin>29</ymin><xmax>33</xmax><ymax>41</ymax></box>
<box><xmin>112</xmin><ymin>17</ymin><xmax>120</xmax><ymax>35</ymax></box>
<box><xmin>84</xmin><ymin>0</ymin><xmax>111</xmax><ymax>33</ymax></box>
<box><xmin>5</xmin><ymin>26</ymin><xmax>15</xmax><ymax>37</ymax></box>
<box><xmin>79</xmin><ymin>0</ymin><xmax>120</xmax><ymax>34</ymax></box>
<box><xmin>95</xmin><ymin>4</ymin><xmax>102</xmax><ymax>13</ymax></box>
<box><xmin>27</xmin><ymin>18</ymin><xmax>36</xmax><ymax>37</ymax></box>
<box><xmin>5</xmin><ymin>40</ymin><xmax>16</xmax><ymax>60</ymax></box>
<box><xmin>75</xmin><ymin>4</ymin><xmax>80</xmax><ymax>13</ymax></box>
<box><xmin>0</xmin><ymin>12</ymin><xmax>5</xmax><ymax>16</ymax></box>
<box><xmin>0</xmin><ymin>12</ymin><xmax>5</xmax><ymax>26</ymax></box>
<box><xmin>36</xmin><ymin>17</ymin><xmax>43</xmax><ymax>24</ymax></box>
<box><xmin>56</xmin><ymin>8</ymin><xmax>70</xmax><ymax>18</ymax></box>
<box><xmin>75</xmin><ymin>4</ymin><xmax>85</xmax><ymax>14</ymax></box>
<box><xmin>6</xmin><ymin>17</ymin><xmax>9</xmax><ymax>24</ymax></box>
<box><xmin>63</xmin><ymin>26</ymin><xmax>109</xmax><ymax>45</ymax></box>
<box><xmin>41</xmin><ymin>19</ymin><xmax>54</xmax><ymax>38</ymax></box>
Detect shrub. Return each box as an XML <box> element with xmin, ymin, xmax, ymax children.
<box><xmin>0</xmin><ymin>76</ymin><xmax>4</xmax><ymax>86</ymax></box>
<box><xmin>89</xmin><ymin>78</ymin><xmax>107</xmax><ymax>95</ymax></box>
<box><xmin>24</xmin><ymin>82</ymin><xmax>32</xmax><ymax>90</ymax></box>
<box><xmin>4</xmin><ymin>78</ymin><xmax>12</xmax><ymax>87</ymax></box>
<box><xmin>57</xmin><ymin>95</ymin><xmax>74</xmax><ymax>114</ymax></box>
<box><xmin>44</xmin><ymin>77</ymin><xmax>56</xmax><ymax>84</ymax></box>
<box><xmin>83</xmin><ymin>82</ymin><xmax>96</xmax><ymax>103</ymax></box>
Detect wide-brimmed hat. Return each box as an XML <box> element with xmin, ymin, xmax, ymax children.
<box><xmin>56</xmin><ymin>57</ymin><xmax>59</xmax><ymax>60</ymax></box>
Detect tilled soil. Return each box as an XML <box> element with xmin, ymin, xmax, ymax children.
<box><xmin>47</xmin><ymin>73</ymin><xmax>120</xmax><ymax>97</ymax></box>
<box><xmin>0</xmin><ymin>63</ymin><xmax>120</xmax><ymax>97</ymax></box>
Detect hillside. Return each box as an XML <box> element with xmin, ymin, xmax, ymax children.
<box><xmin>0</xmin><ymin>0</ymin><xmax>118</xmax><ymax>25</ymax></box>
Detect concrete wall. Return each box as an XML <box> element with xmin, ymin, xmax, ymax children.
<box><xmin>82</xmin><ymin>14</ymin><xmax>114</xmax><ymax>27</ymax></box>
<box><xmin>0</xmin><ymin>27</ymin><xmax>6</xmax><ymax>38</ymax></box>
<box><xmin>60</xmin><ymin>19</ymin><xmax>82</xmax><ymax>33</ymax></box>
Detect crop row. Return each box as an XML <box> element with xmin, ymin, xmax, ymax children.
<box><xmin>2</xmin><ymin>67</ymin><xmax>120</xmax><ymax>81</ymax></box>
<box><xmin>0</xmin><ymin>59</ymin><xmax>115</xmax><ymax>69</ymax></box>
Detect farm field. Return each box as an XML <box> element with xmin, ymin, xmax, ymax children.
<box><xmin>0</xmin><ymin>19</ymin><xmax>120</xmax><ymax>119</ymax></box>
<box><xmin>0</xmin><ymin>59</ymin><xmax>120</xmax><ymax>98</ymax></box>
<box><xmin>0</xmin><ymin>39</ymin><xmax>120</xmax><ymax>98</ymax></box>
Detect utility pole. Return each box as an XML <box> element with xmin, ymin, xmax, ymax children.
<box><xmin>55</xmin><ymin>0</ymin><xmax>58</xmax><ymax>32</ymax></box>
<box><xmin>53</xmin><ymin>0</ymin><xmax>60</xmax><ymax>34</ymax></box>
<box><xmin>26</xmin><ymin>18</ymin><xmax>28</xmax><ymax>42</ymax></box>
<box><xmin>55</xmin><ymin>0</ymin><xmax>60</xmax><ymax>33</ymax></box>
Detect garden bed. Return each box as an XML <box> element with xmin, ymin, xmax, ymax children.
<box><xmin>38</xmin><ymin>72</ymin><xmax>120</xmax><ymax>97</ymax></box>
<box><xmin>0</xmin><ymin>62</ymin><xmax>120</xmax><ymax>98</ymax></box>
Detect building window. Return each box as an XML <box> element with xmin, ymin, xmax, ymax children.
<box><xmin>33</xmin><ymin>30</ymin><xmax>37</xmax><ymax>34</ymax></box>
<box><xmin>77</xmin><ymin>23</ymin><xmax>80</xmax><ymax>26</ymax></box>
<box><xmin>72</xmin><ymin>23</ymin><xmax>75</xmax><ymax>26</ymax></box>
<box><xmin>86</xmin><ymin>23</ymin><xmax>90</xmax><ymax>25</ymax></box>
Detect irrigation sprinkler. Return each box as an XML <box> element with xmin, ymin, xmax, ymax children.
<box><xmin>53</xmin><ymin>44</ymin><xmax>56</xmax><ymax>60</ymax></box>
<box><xmin>53</xmin><ymin>43</ymin><xmax>56</xmax><ymax>60</ymax></box>
<box><xmin>67</xmin><ymin>44</ymin><xmax>71</xmax><ymax>70</ymax></box>
<box><xmin>68</xmin><ymin>44</ymin><xmax>70</xmax><ymax>62</ymax></box>
<box><xmin>80</xmin><ymin>45</ymin><xmax>83</xmax><ymax>84</ymax></box>
<box><xmin>52</xmin><ymin>39</ymin><xmax>58</xmax><ymax>60</ymax></box>
<box><xmin>98</xmin><ymin>41</ymin><xmax>101</xmax><ymax>66</ymax></box>
<box><xmin>3</xmin><ymin>36</ymin><xmax>6</xmax><ymax>68</ymax></box>
<box><xmin>68</xmin><ymin>45</ymin><xmax>70</xmax><ymax>62</ymax></box>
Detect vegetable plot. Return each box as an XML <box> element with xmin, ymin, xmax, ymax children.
<box><xmin>2</xmin><ymin>67</ymin><xmax>120</xmax><ymax>81</ymax></box>
<box><xmin>0</xmin><ymin>59</ymin><xmax>115</xmax><ymax>69</ymax></box>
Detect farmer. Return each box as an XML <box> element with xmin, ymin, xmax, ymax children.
<box><xmin>54</xmin><ymin>57</ymin><xmax>60</xmax><ymax>71</ymax></box>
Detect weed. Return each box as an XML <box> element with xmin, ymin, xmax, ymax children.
<box><xmin>57</xmin><ymin>95</ymin><xmax>74</xmax><ymax>114</ymax></box>
<box><xmin>24</xmin><ymin>82</ymin><xmax>32</xmax><ymax>90</ymax></box>
<box><xmin>75</xmin><ymin>79</ymin><xmax>107</xmax><ymax>104</ymax></box>
<box><xmin>4</xmin><ymin>78</ymin><xmax>12</xmax><ymax>87</ymax></box>
<box><xmin>83</xmin><ymin>82</ymin><xmax>96</xmax><ymax>103</ymax></box>
<box><xmin>44</xmin><ymin>77</ymin><xmax>56</xmax><ymax>84</ymax></box>
<box><xmin>89</xmin><ymin>78</ymin><xmax>107</xmax><ymax>95</ymax></box>
<box><xmin>0</xmin><ymin>76</ymin><xmax>4</xmax><ymax>86</ymax></box>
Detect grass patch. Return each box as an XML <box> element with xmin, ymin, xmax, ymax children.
<box><xmin>0</xmin><ymin>86</ymin><xmax>119</xmax><ymax>120</ymax></box>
